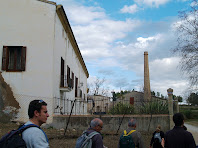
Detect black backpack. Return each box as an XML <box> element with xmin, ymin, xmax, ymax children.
<box><xmin>0</xmin><ymin>124</ymin><xmax>40</xmax><ymax>148</ymax></box>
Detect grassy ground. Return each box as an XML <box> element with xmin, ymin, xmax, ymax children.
<box><xmin>2</xmin><ymin>120</ymin><xmax>197</xmax><ymax>148</ymax></box>
<box><xmin>0</xmin><ymin>122</ymin><xmax>152</xmax><ymax>148</ymax></box>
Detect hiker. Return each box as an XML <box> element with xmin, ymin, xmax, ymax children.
<box><xmin>118</xmin><ymin>118</ymin><xmax>145</xmax><ymax>148</ymax></box>
<box><xmin>150</xmin><ymin>125</ymin><xmax>164</xmax><ymax>148</ymax></box>
<box><xmin>76</xmin><ymin>118</ymin><xmax>105</xmax><ymax>148</ymax></box>
<box><xmin>22</xmin><ymin>100</ymin><xmax>49</xmax><ymax>148</ymax></box>
<box><xmin>164</xmin><ymin>113</ymin><xmax>196</xmax><ymax>148</ymax></box>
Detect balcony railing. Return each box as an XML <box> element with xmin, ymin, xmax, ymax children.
<box><xmin>60</xmin><ymin>75</ymin><xmax>72</xmax><ymax>92</ymax></box>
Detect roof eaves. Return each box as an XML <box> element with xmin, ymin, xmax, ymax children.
<box><xmin>37</xmin><ymin>0</ymin><xmax>56</xmax><ymax>5</ymax></box>
<box><xmin>56</xmin><ymin>5</ymin><xmax>89</xmax><ymax>78</ymax></box>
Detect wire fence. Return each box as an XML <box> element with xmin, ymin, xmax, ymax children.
<box><xmin>53</xmin><ymin>96</ymin><xmax>170</xmax><ymax>116</ymax></box>
<box><xmin>1</xmin><ymin>93</ymin><xmax>175</xmax><ymax>124</ymax></box>
<box><xmin>54</xmin><ymin>97</ymin><xmax>87</xmax><ymax>115</ymax></box>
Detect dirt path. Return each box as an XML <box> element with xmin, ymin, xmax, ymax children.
<box><xmin>185</xmin><ymin>123</ymin><xmax>198</xmax><ymax>145</ymax></box>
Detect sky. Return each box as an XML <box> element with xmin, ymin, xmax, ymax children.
<box><xmin>55</xmin><ymin>0</ymin><xmax>193</xmax><ymax>99</ymax></box>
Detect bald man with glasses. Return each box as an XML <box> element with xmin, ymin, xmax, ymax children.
<box><xmin>86</xmin><ymin>118</ymin><xmax>104</xmax><ymax>148</ymax></box>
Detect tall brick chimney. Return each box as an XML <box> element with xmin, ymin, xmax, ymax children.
<box><xmin>144</xmin><ymin>51</ymin><xmax>151</xmax><ymax>101</ymax></box>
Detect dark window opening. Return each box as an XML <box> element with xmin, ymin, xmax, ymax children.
<box><xmin>60</xmin><ymin>57</ymin><xmax>65</xmax><ymax>87</ymax></box>
<box><xmin>130</xmin><ymin>97</ymin><xmax>134</xmax><ymax>105</ymax></box>
<box><xmin>75</xmin><ymin>77</ymin><xmax>78</xmax><ymax>97</ymax></box>
<box><xmin>72</xmin><ymin>72</ymin><xmax>74</xmax><ymax>89</ymax></box>
<box><xmin>2</xmin><ymin>46</ymin><xmax>26</xmax><ymax>71</ymax></box>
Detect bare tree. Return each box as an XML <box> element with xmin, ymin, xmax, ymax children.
<box><xmin>174</xmin><ymin>0</ymin><xmax>198</xmax><ymax>86</ymax></box>
<box><xmin>88</xmin><ymin>77</ymin><xmax>108</xmax><ymax>96</ymax></box>
<box><xmin>101</xmin><ymin>86</ymin><xmax>109</xmax><ymax>96</ymax></box>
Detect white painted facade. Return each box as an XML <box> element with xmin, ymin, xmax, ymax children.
<box><xmin>0</xmin><ymin>0</ymin><xmax>89</xmax><ymax>123</ymax></box>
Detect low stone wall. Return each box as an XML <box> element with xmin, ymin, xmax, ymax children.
<box><xmin>51</xmin><ymin>114</ymin><xmax>170</xmax><ymax>134</ymax></box>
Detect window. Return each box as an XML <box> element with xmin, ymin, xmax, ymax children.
<box><xmin>72</xmin><ymin>72</ymin><xmax>74</xmax><ymax>88</ymax></box>
<box><xmin>2</xmin><ymin>46</ymin><xmax>26</xmax><ymax>71</ymax></box>
<box><xmin>60</xmin><ymin>57</ymin><xmax>65</xmax><ymax>87</ymax></box>
<box><xmin>130</xmin><ymin>97</ymin><xmax>134</xmax><ymax>105</ymax></box>
<box><xmin>67</xmin><ymin>65</ymin><xmax>70</xmax><ymax>85</ymax></box>
<box><xmin>75</xmin><ymin>76</ymin><xmax>78</xmax><ymax>97</ymax></box>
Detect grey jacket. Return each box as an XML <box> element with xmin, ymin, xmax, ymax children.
<box><xmin>118</xmin><ymin>127</ymin><xmax>145</xmax><ymax>148</ymax></box>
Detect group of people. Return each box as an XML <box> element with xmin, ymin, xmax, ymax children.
<box><xmin>20</xmin><ymin>100</ymin><xmax>197</xmax><ymax>148</ymax></box>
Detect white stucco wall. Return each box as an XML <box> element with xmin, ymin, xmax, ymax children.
<box><xmin>0</xmin><ymin>0</ymin><xmax>56</xmax><ymax>122</ymax></box>
<box><xmin>0</xmin><ymin>0</ymin><xmax>88</xmax><ymax>123</ymax></box>
<box><xmin>53</xmin><ymin>12</ymin><xmax>88</xmax><ymax>115</ymax></box>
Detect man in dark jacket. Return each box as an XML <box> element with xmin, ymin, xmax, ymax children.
<box><xmin>86</xmin><ymin>118</ymin><xmax>104</xmax><ymax>148</ymax></box>
<box><xmin>165</xmin><ymin>113</ymin><xmax>196</xmax><ymax>148</ymax></box>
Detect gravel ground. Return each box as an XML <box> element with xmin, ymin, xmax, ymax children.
<box><xmin>185</xmin><ymin>123</ymin><xmax>198</xmax><ymax>145</ymax></box>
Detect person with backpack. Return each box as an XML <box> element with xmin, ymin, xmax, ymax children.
<box><xmin>150</xmin><ymin>125</ymin><xmax>164</xmax><ymax>148</ymax></box>
<box><xmin>22</xmin><ymin>99</ymin><xmax>49</xmax><ymax>148</ymax></box>
<box><xmin>118</xmin><ymin>118</ymin><xmax>145</xmax><ymax>148</ymax></box>
<box><xmin>164</xmin><ymin>113</ymin><xmax>196</xmax><ymax>148</ymax></box>
<box><xmin>75</xmin><ymin>118</ymin><xmax>104</xmax><ymax>148</ymax></box>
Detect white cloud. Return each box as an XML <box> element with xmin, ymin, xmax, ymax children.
<box><xmin>150</xmin><ymin>57</ymin><xmax>183</xmax><ymax>80</ymax></box>
<box><xmin>151</xmin><ymin>79</ymin><xmax>188</xmax><ymax>97</ymax></box>
<box><xmin>120</xmin><ymin>4</ymin><xmax>139</xmax><ymax>14</ymax></box>
<box><xmin>134</xmin><ymin>0</ymin><xmax>170</xmax><ymax>7</ymax></box>
<box><xmin>71</xmin><ymin>18</ymin><xmax>141</xmax><ymax>60</ymax></box>
<box><xmin>191</xmin><ymin>1</ymin><xmax>198</xmax><ymax>7</ymax></box>
<box><xmin>59</xmin><ymin>0</ymin><xmax>189</xmax><ymax>97</ymax></box>
<box><xmin>65</xmin><ymin>6</ymin><xmax>106</xmax><ymax>24</ymax></box>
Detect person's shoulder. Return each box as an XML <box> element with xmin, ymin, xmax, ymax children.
<box><xmin>160</xmin><ymin>131</ymin><xmax>165</xmax><ymax>134</ymax></box>
<box><xmin>132</xmin><ymin>130</ymin><xmax>142</xmax><ymax>137</ymax></box>
<box><xmin>165</xmin><ymin>129</ymin><xmax>173</xmax><ymax>136</ymax></box>
<box><xmin>23</xmin><ymin>126</ymin><xmax>42</xmax><ymax>135</ymax></box>
<box><xmin>183</xmin><ymin>129</ymin><xmax>194</xmax><ymax>136</ymax></box>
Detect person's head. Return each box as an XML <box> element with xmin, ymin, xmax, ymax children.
<box><xmin>128</xmin><ymin>118</ymin><xmax>136</xmax><ymax>128</ymax></box>
<box><xmin>28</xmin><ymin>100</ymin><xmax>49</xmax><ymax>126</ymax></box>
<box><xmin>90</xmin><ymin>118</ymin><xmax>103</xmax><ymax>132</ymax></box>
<box><xmin>156</xmin><ymin>125</ymin><xmax>161</xmax><ymax>133</ymax></box>
<box><xmin>173</xmin><ymin>113</ymin><xmax>184</xmax><ymax>126</ymax></box>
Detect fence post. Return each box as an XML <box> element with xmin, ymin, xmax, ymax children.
<box><xmin>64</xmin><ymin>99</ymin><xmax>76</xmax><ymax>136</ymax></box>
<box><xmin>167</xmin><ymin>88</ymin><xmax>174</xmax><ymax>129</ymax></box>
<box><xmin>175</xmin><ymin>99</ymin><xmax>179</xmax><ymax>113</ymax></box>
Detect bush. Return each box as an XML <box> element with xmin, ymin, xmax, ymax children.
<box><xmin>139</xmin><ymin>101</ymin><xmax>168</xmax><ymax>114</ymax></box>
<box><xmin>182</xmin><ymin>110</ymin><xmax>192</xmax><ymax>119</ymax></box>
<box><xmin>108</xmin><ymin>103</ymin><xmax>134</xmax><ymax>115</ymax></box>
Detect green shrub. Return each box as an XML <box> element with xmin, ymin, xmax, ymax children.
<box><xmin>108</xmin><ymin>103</ymin><xmax>134</xmax><ymax>115</ymax></box>
<box><xmin>182</xmin><ymin>110</ymin><xmax>192</xmax><ymax>119</ymax></box>
<box><xmin>139</xmin><ymin>101</ymin><xmax>168</xmax><ymax>114</ymax></box>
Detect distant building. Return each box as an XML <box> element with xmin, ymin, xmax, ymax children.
<box><xmin>87</xmin><ymin>95</ymin><xmax>112</xmax><ymax>114</ymax></box>
<box><xmin>117</xmin><ymin>90</ymin><xmax>167</xmax><ymax>108</ymax></box>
